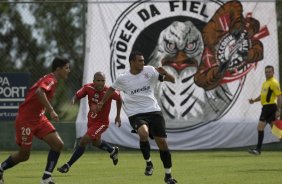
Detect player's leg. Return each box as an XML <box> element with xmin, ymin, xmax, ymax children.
<box><xmin>0</xmin><ymin>147</ymin><xmax>31</xmax><ymax>183</ymax></box>
<box><xmin>249</xmin><ymin>105</ymin><xmax>276</xmax><ymax>155</ymax></box>
<box><xmin>155</xmin><ymin>137</ymin><xmax>177</xmax><ymax>184</ymax></box>
<box><xmin>41</xmin><ymin>131</ymin><xmax>63</xmax><ymax>183</ymax></box>
<box><xmin>37</xmin><ymin>117</ymin><xmax>63</xmax><ymax>183</ymax></box>
<box><xmin>92</xmin><ymin>137</ymin><xmax>119</xmax><ymax>165</ymax></box>
<box><xmin>57</xmin><ymin>133</ymin><xmax>91</xmax><ymax>173</ymax></box>
<box><xmin>0</xmin><ymin>120</ymin><xmax>33</xmax><ymax>183</ymax></box>
<box><xmin>90</xmin><ymin>123</ymin><xmax>119</xmax><ymax>165</ymax></box>
<box><xmin>257</xmin><ymin>121</ymin><xmax>267</xmax><ymax>150</ymax></box>
<box><xmin>129</xmin><ymin>114</ymin><xmax>155</xmax><ymax>176</ymax></box>
<box><xmin>151</xmin><ymin>113</ymin><xmax>177</xmax><ymax>184</ymax></box>
<box><xmin>137</xmin><ymin>124</ymin><xmax>154</xmax><ymax>176</ymax></box>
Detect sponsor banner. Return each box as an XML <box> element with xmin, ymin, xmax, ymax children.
<box><xmin>0</xmin><ymin>73</ymin><xmax>29</xmax><ymax>121</ymax></box>
<box><xmin>77</xmin><ymin>0</ymin><xmax>279</xmax><ymax>149</ymax></box>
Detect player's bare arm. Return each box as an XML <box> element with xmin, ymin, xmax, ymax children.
<box><xmin>97</xmin><ymin>87</ymin><xmax>115</xmax><ymax>111</ymax></box>
<box><xmin>249</xmin><ymin>95</ymin><xmax>261</xmax><ymax>104</ymax></box>
<box><xmin>115</xmin><ymin>98</ymin><xmax>122</xmax><ymax>127</ymax></box>
<box><xmin>155</xmin><ymin>66</ymin><xmax>175</xmax><ymax>83</ymax></box>
<box><xmin>36</xmin><ymin>87</ymin><xmax>59</xmax><ymax>122</ymax></box>
<box><xmin>72</xmin><ymin>95</ymin><xmax>79</xmax><ymax>105</ymax></box>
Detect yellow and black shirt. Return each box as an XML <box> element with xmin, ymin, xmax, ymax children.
<box><xmin>260</xmin><ymin>77</ymin><xmax>282</xmax><ymax>105</ymax></box>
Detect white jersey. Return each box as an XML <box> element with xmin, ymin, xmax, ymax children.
<box><xmin>112</xmin><ymin>66</ymin><xmax>161</xmax><ymax>116</ymax></box>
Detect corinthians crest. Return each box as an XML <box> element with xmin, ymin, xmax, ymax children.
<box><xmin>110</xmin><ymin>0</ymin><xmax>269</xmax><ymax>132</ymax></box>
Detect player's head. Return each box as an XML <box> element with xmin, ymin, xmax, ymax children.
<box><xmin>52</xmin><ymin>56</ymin><xmax>70</xmax><ymax>79</ymax></box>
<box><xmin>93</xmin><ymin>72</ymin><xmax>105</xmax><ymax>91</ymax></box>
<box><xmin>129</xmin><ymin>50</ymin><xmax>144</xmax><ymax>71</ymax></box>
<box><xmin>265</xmin><ymin>65</ymin><xmax>274</xmax><ymax>80</ymax></box>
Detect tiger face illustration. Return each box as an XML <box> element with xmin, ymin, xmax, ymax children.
<box><xmin>148</xmin><ymin>21</ymin><xmax>232</xmax><ymax>130</ymax></box>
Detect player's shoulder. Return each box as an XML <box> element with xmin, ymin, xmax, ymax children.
<box><xmin>84</xmin><ymin>83</ymin><xmax>93</xmax><ymax>87</ymax></box>
<box><xmin>270</xmin><ymin>77</ymin><xmax>279</xmax><ymax>85</ymax></box>
<box><xmin>144</xmin><ymin>65</ymin><xmax>155</xmax><ymax>70</ymax></box>
<box><xmin>116</xmin><ymin>71</ymin><xmax>130</xmax><ymax>79</ymax></box>
<box><xmin>83</xmin><ymin>83</ymin><xmax>95</xmax><ymax>90</ymax></box>
<box><xmin>40</xmin><ymin>73</ymin><xmax>57</xmax><ymax>83</ymax></box>
<box><xmin>144</xmin><ymin>65</ymin><xmax>157</xmax><ymax>73</ymax></box>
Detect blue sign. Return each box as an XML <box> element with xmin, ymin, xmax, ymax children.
<box><xmin>0</xmin><ymin>73</ymin><xmax>29</xmax><ymax>121</ymax></box>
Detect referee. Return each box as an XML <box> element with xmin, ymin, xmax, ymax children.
<box><xmin>248</xmin><ymin>65</ymin><xmax>282</xmax><ymax>155</ymax></box>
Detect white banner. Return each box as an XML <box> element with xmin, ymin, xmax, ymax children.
<box><xmin>76</xmin><ymin>0</ymin><xmax>280</xmax><ymax>150</ymax></box>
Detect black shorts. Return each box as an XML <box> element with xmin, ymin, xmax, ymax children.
<box><xmin>259</xmin><ymin>104</ymin><xmax>277</xmax><ymax>123</ymax></box>
<box><xmin>128</xmin><ymin>111</ymin><xmax>167</xmax><ymax>138</ymax></box>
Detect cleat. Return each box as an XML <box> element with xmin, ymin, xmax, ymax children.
<box><xmin>164</xmin><ymin>177</ymin><xmax>178</xmax><ymax>184</ymax></box>
<box><xmin>144</xmin><ymin>164</ymin><xmax>154</xmax><ymax>176</ymax></box>
<box><xmin>40</xmin><ymin>177</ymin><xmax>55</xmax><ymax>184</ymax></box>
<box><xmin>0</xmin><ymin>165</ymin><xmax>3</xmax><ymax>184</ymax></box>
<box><xmin>110</xmin><ymin>146</ymin><xmax>119</xmax><ymax>165</ymax></box>
<box><xmin>248</xmin><ymin>148</ymin><xmax>261</xmax><ymax>155</ymax></box>
<box><xmin>0</xmin><ymin>172</ymin><xmax>3</xmax><ymax>184</ymax></box>
<box><xmin>57</xmin><ymin>163</ymin><xmax>70</xmax><ymax>173</ymax></box>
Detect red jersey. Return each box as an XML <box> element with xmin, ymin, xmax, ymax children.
<box><xmin>75</xmin><ymin>83</ymin><xmax>120</xmax><ymax>123</ymax></box>
<box><xmin>17</xmin><ymin>73</ymin><xmax>57</xmax><ymax>123</ymax></box>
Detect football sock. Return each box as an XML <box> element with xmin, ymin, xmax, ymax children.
<box><xmin>99</xmin><ymin>140</ymin><xmax>114</xmax><ymax>153</ymax></box>
<box><xmin>42</xmin><ymin>150</ymin><xmax>60</xmax><ymax>180</ymax></box>
<box><xmin>257</xmin><ymin>130</ymin><xmax>264</xmax><ymax>151</ymax></box>
<box><xmin>160</xmin><ymin>150</ymin><xmax>172</xmax><ymax>168</ymax></box>
<box><xmin>165</xmin><ymin>168</ymin><xmax>172</xmax><ymax>174</ymax></box>
<box><xmin>67</xmin><ymin>146</ymin><xmax>85</xmax><ymax>167</ymax></box>
<box><xmin>1</xmin><ymin>156</ymin><xmax>17</xmax><ymax>171</ymax></box>
<box><xmin>140</xmin><ymin>141</ymin><xmax>150</xmax><ymax>160</ymax></box>
<box><xmin>165</xmin><ymin>173</ymin><xmax>172</xmax><ymax>179</ymax></box>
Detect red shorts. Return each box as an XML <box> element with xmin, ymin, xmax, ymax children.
<box><xmin>15</xmin><ymin>115</ymin><xmax>56</xmax><ymax>148</ymax></box>
<box><xmin>86</xmin><ymin>120</ymin><xmax>109</xmax><ymax>140</ymax></box>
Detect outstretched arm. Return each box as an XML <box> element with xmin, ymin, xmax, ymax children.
<box><xmin>97</xmin><ymin>87</ymin><xmax>115</xmax><ymax>112</ymax></box>
<box><xmin>248</xmin><ymin>95</ymin><xmax>261</xmax><ymax>104</ymax></box>
<box><xmin>115</xmin><ymin>98</ymin><xmax>122</xmax><ymax>127</ymax></box>
<box><xmin>72</xmin><ymin>95</ymin><xmax>79</xmax><ymax>105</ymax></box>
<box><xmin>155</xmin><ymin>66</ymin><xmax>175</xmax><ymax>83</ymax></box>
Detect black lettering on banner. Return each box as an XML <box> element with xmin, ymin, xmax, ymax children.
<box><xmin>169</xmin><ymin>1</ymin><xmax>208</xmax><ymax>18</ymax></box>
<box><xmin>116</xmin><ymin>54</ymin><xmax>126</xmax><ymax>69</ymax></box>
<box><xmin>138</xmin><ymin>4</ymin><xmax>161</xmax><ymax>22</ymax></box>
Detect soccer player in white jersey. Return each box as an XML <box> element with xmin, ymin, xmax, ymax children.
<box><xmin>97</xmin><ymin>51</ymin><xmax>177</xmax><ymax>184</ymax></box>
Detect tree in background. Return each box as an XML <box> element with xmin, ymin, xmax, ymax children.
<box><xmin>0</xmin><ymin>1</ymin><xmax>86</xmax><ymax>121</ymax></box>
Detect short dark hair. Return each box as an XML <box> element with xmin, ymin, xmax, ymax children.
<box><xmin>52</xmin><ymin>56</ymin><xmax>70</xmax><ymax>72</ymax></box>
<box><xmin>265</xmin><ymin>65</ymin><xmax>274</xmax><ymax>71</ymax></box>
<box><xmin>93</xmin><ymin>71</ymin><xmax>105</xmax><ymax>80</ymax></box>
<box><xmin>129</xmin><ymin>50</ymin><xmax>143</xmax><ymax>62</ymax></box>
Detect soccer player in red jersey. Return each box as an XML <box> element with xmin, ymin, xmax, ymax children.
<box><xmin>57</xmin><ymin>71</ymin><xmax>122</xmax><ymax>173</ymax></box>
<box><xmin>0</xmin><ymin>57</ymin><xmax>70</xmax><ymax>184</ymax></box>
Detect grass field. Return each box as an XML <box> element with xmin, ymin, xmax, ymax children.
<box><xmin>1</xmin><ymin>150</ymin><xmax>282</xmax><ymax>184</ymax></box>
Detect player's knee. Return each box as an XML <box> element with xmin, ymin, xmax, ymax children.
<box><xmin>52</xmin><ymin>139</ymin><xmax>64</xmax><ymax>152</ymax></box>
<box><xmin>138</xmin><ymin>131</ymin><xmax>149</xmax><ymax>141</ymax></box>
<box><xmin>155</xmin><ymin>138</ymin><xmax>168</xmax><ymax>150</ymax></box>
<box><xmin>19</xmin><ymin>152</ymin><xmax>30</xmax><ymax>162</ymax></box>
<box><xmin>57</xmin><ymin>139</ymin><xmax>64</xmax><ymax>151</ymax></box>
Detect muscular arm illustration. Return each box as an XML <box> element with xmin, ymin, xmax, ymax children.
<box><xmin>245</xmin><ymin>40</ymin><xmax>263</xmax><ymax>63</ymax></box>
<box><xmin>194</xmin><ymin>1</ymin><xmax>255</xmax><ymax>90</ymax></box>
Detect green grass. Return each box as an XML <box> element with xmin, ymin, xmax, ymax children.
<box><xmin>1</xmin><ymin>150</ymin><xmax>282</xmax><ymax>184</ymax></box>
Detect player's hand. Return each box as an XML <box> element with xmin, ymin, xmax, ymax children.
<box><xmin>248</xmin><ymin>98</ymin><xmax>255</xmax><ymax>104</ymax></box>
<box><xmin>155</xmin><ymin>66</ymin><xmax>167</xmax><ymax>76</ymax></box>
<box><xmin>50</xmin><ymin>110</ymin><xmax>59</xmax><ymax>122</ymax></box>
<box><xmin>71</xmin><ymin>96</ymin><xmax>76</xmax><ymax>105</ymax></box>
<box><xmin>115</xmin><ymin>116</ymin><xmax>121</xmax><ymax>127</ymax></box>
